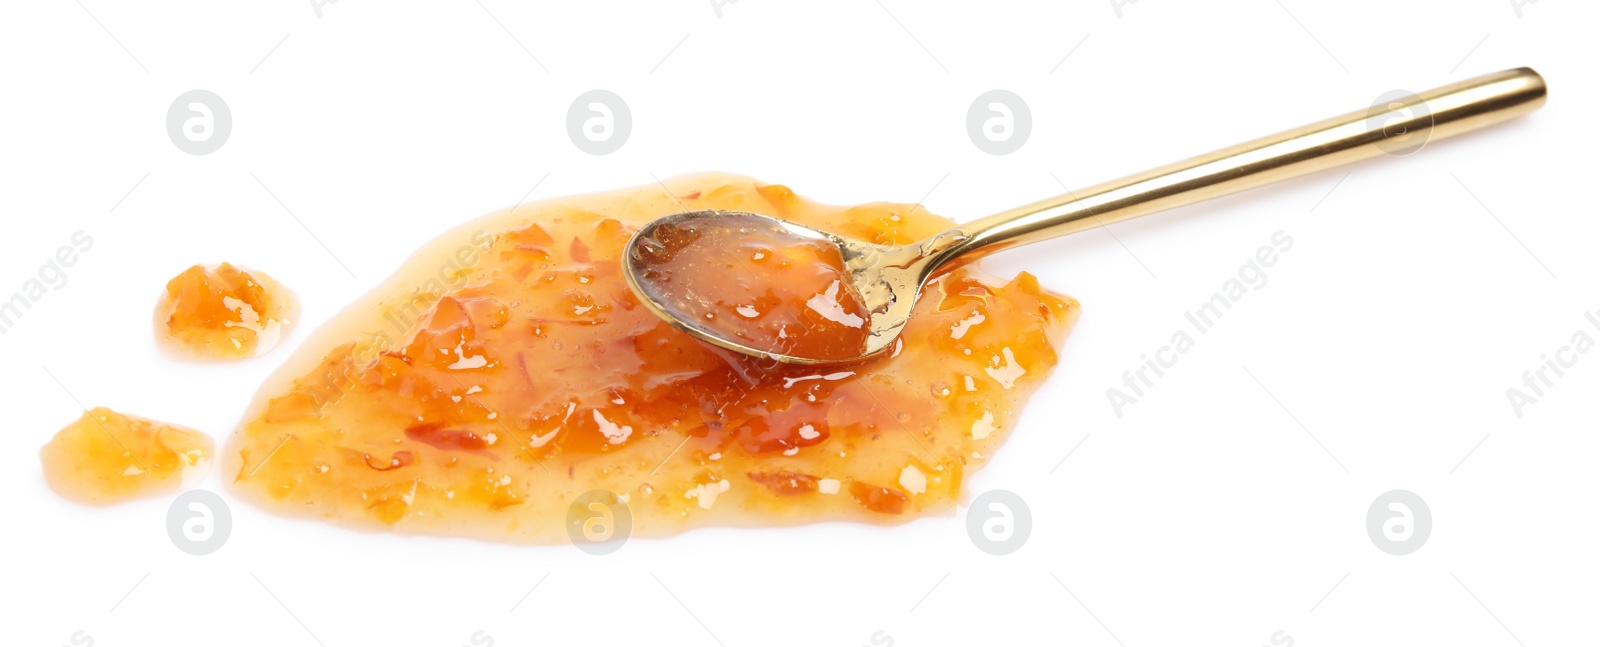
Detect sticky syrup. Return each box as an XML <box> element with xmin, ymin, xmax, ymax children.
<box><xmin>224</xmin><ymin>173</ymin><xmax>1077</xmax><ymax>542</ymax></box>
<box><xmin>40</xmin><ymin>407</ymin><xmax>213</xmax><ymax>505</ymax></box>
<box><xmin>155</xmin><ymin>263</ymin><xmax>297</xmax><ymax>361</ymax></box>
<box><xmin>629</xmin><ymin>212</ymin><xmax>872</xmax><ymax>361</ymax></box>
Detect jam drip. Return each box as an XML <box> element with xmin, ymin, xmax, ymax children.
<box><xmin>41</xmin><ymin>407</ymin><xmax>213</xmax><ymax>505</ymax></box>
<box><xmin>155</xmin><ymin>263</ymin><xmax>298</xmax><ymax>361</ymax></box>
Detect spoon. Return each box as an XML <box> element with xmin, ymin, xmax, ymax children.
<box><xmin>625</xmin><ymin>67</ymin><xmax>1546</xmax><ymax>365</ymax></box>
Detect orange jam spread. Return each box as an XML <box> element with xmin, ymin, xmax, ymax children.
<box><xmin>40</xmin><ymin>407</ymin><xmax>213</xmax><ymax>505</ymax></box>
<box><xmin>224</xmin><ymin>173</ymin><xmax>1077</xmax><ymax>543</ymax></box>
<box><xmin>629</xmin><ymin>212</ymin><xmax>872</xmax><ymax>361</ymax></box>
<box><xmin>155</xmin><ymin>263</ymin><xmax>297</xmax><ymax>361</ymax></box>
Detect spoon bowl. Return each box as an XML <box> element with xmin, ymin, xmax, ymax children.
<box><xmin>623</xmin><ymin>209</ymin><xmax>934</xmax><ymax>365</ymax></box>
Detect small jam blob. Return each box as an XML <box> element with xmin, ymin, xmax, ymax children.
<box><xmin>630</xmin><ymin>212</ymin><xmax>872</xmax><ymax>361</ymax></box>
<box><xmin>155</xmin><ymin>263</ymin><xmax>297</xmax><ymax>361</ymax></box>
<box><xmin>225</xmin><ymin>173</ymin><xmax>1078</xmax><ymax>543</ymax></box>
<box><xmin>41</xmin><ymin>407</ymin><xmax>213</xmax><ymax>505</ymax></box>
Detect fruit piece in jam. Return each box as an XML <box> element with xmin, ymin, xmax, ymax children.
<box><xmin>155</xmin><ymin>263</ymin><xmax>297</xmax><ymax>361</ymax></box>
<box><xmin>40</xmin><ymin>407</ymin><xmax>214</xmax><ymax>505</ymax></box>
<box><xmin>628</xmin><ymin>212</ymin><xmax>872</xmax><ymax>361</ymax></box>
<box><xmin>224</xmin><ymin>173</ymin><xmax>1078</xmax><ymax>543</ymax></box>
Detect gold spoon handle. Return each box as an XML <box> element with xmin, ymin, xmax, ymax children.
<box><xmin>928</xmin><ymin>67</ymin><xmax>1546</xmax><ymax>269</ymax></box>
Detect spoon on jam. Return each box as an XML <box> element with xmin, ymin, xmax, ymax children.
<box><xmin>626</xmin><ymin>67</ymin><xmax>1546</xmax><ymax>365</ymax></box>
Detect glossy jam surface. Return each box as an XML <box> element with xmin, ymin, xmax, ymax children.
<box><xmin>225</xmin><ymin>174</ymin><xmax>1077</xmax><ymax>543</ymax></box>
<box><xmin>41</xmin><ymin>407</ymin><xmax>213</xmax><ymax>505</ymax></box>
<box><xmin>155</xmin><ymin>263</ymin><xmax>297</xmax><ymax>361</ymax></box>
<box><xmin>629</xmin><ymin>212</ymin><xmax>871</xmax><ymax>361</ymax></box>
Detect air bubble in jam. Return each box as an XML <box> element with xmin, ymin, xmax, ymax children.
<box><xmin>155</xmin><ymin>263</ymin><xmax>298</xmax><ymax>361</ymax></box>
<box><xmin>223</xmin><ymin>173</ymin><xmax>1078</xmax><ymax>543</ymax></box>
<box><xmin>629</xmin><ymin>213</ymin><xmax>871</xmax><ymax>361</ymax></box>
<box><xmin>40</xmin><ymin>407</ymin><xmax>213</xmax><ymax>505</ymax></box>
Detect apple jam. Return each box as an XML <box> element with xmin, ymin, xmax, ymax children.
<box><xmin>224</xmin><ymin>173</ymin><xmax>1077</xmax><ymax>543</ymax></box>
<box><xmin>155</xmin><ymin>263</ymin><xmax>297</xmax><ymax>361</ymax></box>
<box><xmin>40</xmin><ymin>407</ymin><xmax>213</xmax><ymax>505</ymax></box>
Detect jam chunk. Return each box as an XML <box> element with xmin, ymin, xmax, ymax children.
<box><xmin>41</xmin><ymin>407</ymin><xmax>213</xmax><ymax>505</ymax></box>
<box><xmin>224</xmin><ymin>173</ymin><xmax>1077</xmax><ymax>543</ymax></box>
<box><xmin>155</xmin><ymin>263</ymin><xmax>297</xmax><ymax>361</ymax></box>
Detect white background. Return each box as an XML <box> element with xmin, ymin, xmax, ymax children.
<box><xmin>2</xmin><ymin>1</ymin><xmax>1595</xmax><ymax>645</ymax></box>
